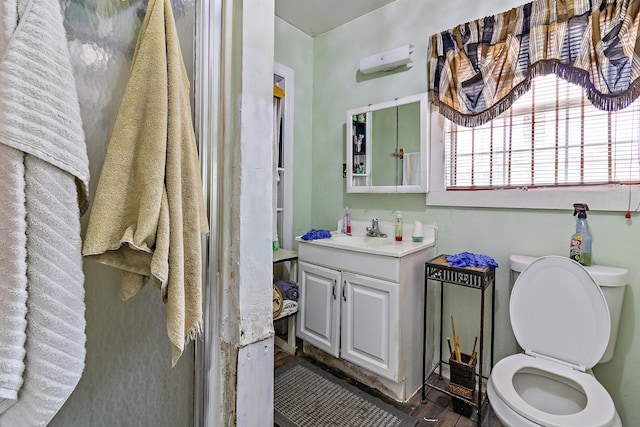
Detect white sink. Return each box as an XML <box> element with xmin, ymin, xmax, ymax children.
<box><xmin>296</xmin><ymin>221</ymin><xmax>437</xmax><ymax>282</ymax></box>
<box><xmin>330</xmin><ymin>234</ymin><xmax>396</xmax><ymax>248</ymax></box>
<box><xmin>296</xmin><ymin>222</ymin><xmax>437</xmax><ymax>258</ymax></box>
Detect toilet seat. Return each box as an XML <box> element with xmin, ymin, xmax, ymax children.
<box><xmin>510</xmin><ymin>256</ymin><xmax>610</xmax><ymax>370</ymax></box>
<box><xmin>490</xmin><ymin>354</ymin><xmax>616</xmax><ymax>427</ymax></box>
<box><xmin>490</xmin><ymin>256</ymin><xmax>617</xmax><ymax>427</ymax></box>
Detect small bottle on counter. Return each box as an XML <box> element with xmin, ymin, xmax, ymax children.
<box><xmin>394</xmin><ymin>211</ymin><xmax>403</xmax><ymax>241</ymax></box>
<box><xmin>343</xmin><ymin>206</ymin><xmax>351</xmax><ymax>234</ymax></box>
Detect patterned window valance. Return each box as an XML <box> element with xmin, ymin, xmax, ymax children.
<box><xmin>428</xmin><ymin>0</ymin><xmax>640</xmax><ymax>127</ymax></box>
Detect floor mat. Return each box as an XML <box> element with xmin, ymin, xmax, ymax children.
<box><xmin>274</xmin><ymin>359</ymin><xmax>418</xmax><ymax>427</ymax></box>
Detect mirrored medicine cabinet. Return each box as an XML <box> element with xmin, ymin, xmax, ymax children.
<box><xmin>346</xmin><ymin>92</ymin><xmax>428</xmax><ymax>193</ymax></box>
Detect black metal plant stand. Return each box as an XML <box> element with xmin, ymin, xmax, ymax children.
<box><xmin>421</xmin><ymin>254</ymin><xmax>496</xmax><ymax>426</ymax></box>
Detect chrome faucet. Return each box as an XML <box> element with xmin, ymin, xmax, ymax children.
<box><xmin>366</xmin><ymin>218</ymin><xmax>387</xmax><ymax>238</ymax></box>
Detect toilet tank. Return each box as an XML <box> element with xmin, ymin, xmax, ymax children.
<box><xmin>509</xmin><ymin>255</ymin><xmax>628</xmax><ymax>364</ymax></box>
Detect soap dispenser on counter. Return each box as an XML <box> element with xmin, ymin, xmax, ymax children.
<box><xmin>412</xmin><ymin>221</ymin><xmax>424</xmax><ymax>242</ymax></box>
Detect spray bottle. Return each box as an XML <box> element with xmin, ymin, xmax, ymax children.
<box><xmin>569</xmin><ymin>203</ymin><xmax>592</xmax><ymax>266</ymax></box>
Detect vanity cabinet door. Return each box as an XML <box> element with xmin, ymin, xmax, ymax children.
<box><xmin>296</xmin><ymin>261</ymin><xmax>341</xmax><ymax>357</ymax></box>
<box><xmin>340</xmin><ymin>272</ymin><xmax>399</xmax><ymax>381</ymax></box>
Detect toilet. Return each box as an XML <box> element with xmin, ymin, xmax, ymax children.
<box><xmin>487</xmin><ymin>255</ymin><xmax>628</xmax><ymax>427</ymax></box>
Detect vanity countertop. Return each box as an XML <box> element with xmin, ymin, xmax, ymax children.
<box><xmin>296</xmin><ymin>221</ymin><xmax>436</xmax><ymax>258</ymax></box>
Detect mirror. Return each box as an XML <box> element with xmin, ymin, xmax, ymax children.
<box><xmin>346</xmin><ymin>93</ymin><xmax>428</xmax><ymax>193</ymax></box>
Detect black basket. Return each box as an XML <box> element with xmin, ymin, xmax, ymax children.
<box><xmin>449</xmin><ymin>353</ymin><xmax>476</xmax><ymax>417</ymax></box>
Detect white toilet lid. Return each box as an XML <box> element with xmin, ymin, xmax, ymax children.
<box><xmin>490</xmin><ymin>354</ymin><xmax>616</xmax><ymax>427</ymax></box>
<box><xmin>510</xmin><ymin>256</ymin><xmax>610</xmax><ymax>369</ymax></box>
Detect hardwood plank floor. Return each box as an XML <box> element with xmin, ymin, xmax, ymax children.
<box><xmin>274</xmin><ymin>347</ymin><xmax>504</xmax><ymax>427</ymax></box>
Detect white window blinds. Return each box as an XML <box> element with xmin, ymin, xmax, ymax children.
<box><xmin>445</xmin><ymin>75</ymin><xmax>640</xmax><ymax>190</ymax></box>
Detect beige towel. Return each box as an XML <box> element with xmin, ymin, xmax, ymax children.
<box><xmin>82</xmin><ymin>0</ymin><xmax>208</xmax><ymax>365</ymax></box>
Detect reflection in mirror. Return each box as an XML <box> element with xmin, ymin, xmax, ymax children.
<box><xmin>371</xmin><ymin>102</ymin><xmax>421</xmax><ymax>186</ymax></box>
<box><xmin>346</xmin><ymin>93</ymin><xmax>428</xmax><ymax>193</ymax></box>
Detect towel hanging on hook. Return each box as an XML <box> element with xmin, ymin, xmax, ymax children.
<box><xmin>83</xmin><ymin>0</ymin><xmax>209</xmax><ymax>366</ymax></box>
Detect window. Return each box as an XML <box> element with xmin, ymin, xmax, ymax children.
<box><xmin>427</xmin><ymin>75</ymin><xmax>640</xmax><ymax>211</ymax></box>
<box><xmin>445</xmin><ymin>75</ymin><xmax>640</xmax><ymax>190</ymax></box>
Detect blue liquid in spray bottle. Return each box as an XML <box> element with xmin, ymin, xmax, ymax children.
<box><xmin>569</xmin><ymin>203</ymin><xmax>592</xmax><ymax>266</ymax></box>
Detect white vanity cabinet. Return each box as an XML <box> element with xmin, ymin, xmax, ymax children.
<box><xmin>296</xmin><ymin>230</ymin><xmax>436</xmax><ymax>402</ymax></box>
<box><xmin>297</xmin><ymin>262</ymin><xmax>342</xmax><ymax>357</ymax></box>
<box><xmin>341</xmin><ymin>271</ymin><xmax>398</xmax><ymax>380</ymax></box>
<box><xmin>297</xmin><ymin>263</ymin><xmax>399</xmax><ymax>380</ymax></box>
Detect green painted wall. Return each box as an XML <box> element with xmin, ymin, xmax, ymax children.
<box><xmin>274</xmin><ymin>17</ymin><xmax>314</xmax><ymax>244</ymax></box>
<box><xmin>276</xmin><ymin>1</ymin><xmax>640</xmax><ymax>425</ymax></box>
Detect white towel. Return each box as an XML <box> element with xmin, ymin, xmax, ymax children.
<box><xmin>276</xmin><ymin>300</ymin><xmax>298</xmax><ymax>319</ymax></box>
<box><xmin>0</xmin><ymin>0</ymin><xmax>89</xmax><ymax>213</ymax></box>
<box><xmin>0</xmin><ymin>157</ymin><xmax>86</xmax><ymax>427</ymax></box>
<box><xmin>402</xmin><ymin>152</ymin><xmax>421</xmax><ymax>186</ymax></box>
<box><xmin>0</xmin><ymin>0</ymin><xmax>88</xmax><ymax>424</ymax></box>
<box><xmin>0</xmin><ymin>0</ymin><xmax>28</xmax><ymax>414</ymax></box>
<box><xmin>0</xmin><ymin>145</ymin><xmax>28</xmax><ymax>414</ymax></box>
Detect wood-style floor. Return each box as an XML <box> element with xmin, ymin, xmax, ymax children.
<box><xmin>274</xmin><ymin>347</ymin><xmax>504</xmax><ymax>427</ymax></box>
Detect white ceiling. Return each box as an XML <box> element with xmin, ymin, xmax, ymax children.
<box><xmin>275</xmin><ymin>0</ymin><xmax>397</xmax><ymax>37</ymax></box>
